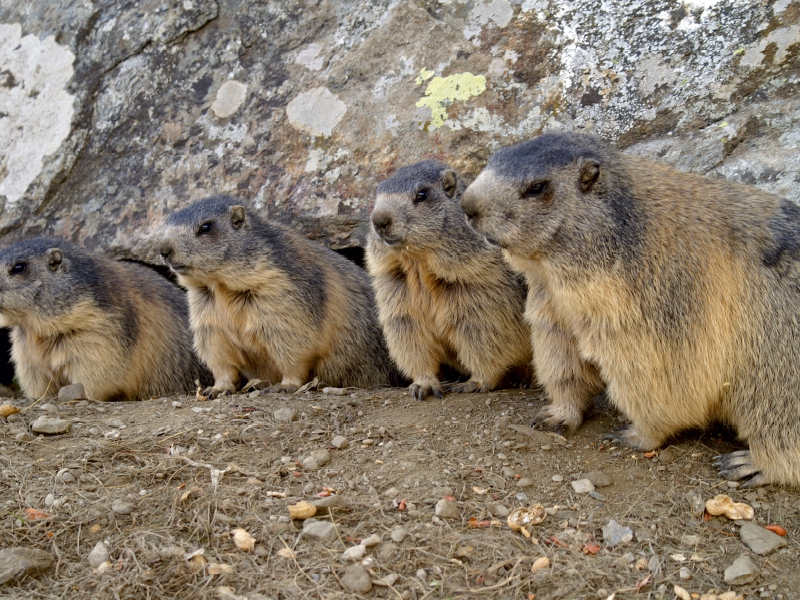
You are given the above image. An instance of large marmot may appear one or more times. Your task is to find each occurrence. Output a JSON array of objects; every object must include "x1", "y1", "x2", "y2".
[
  {"x1": 366, "y1": 160, "x2": 532, "y2": 400},
  {"x1": 0, "y1": 238, "x2": 208, "y2": 401},
  {"x1": 461, "y1": 131, "x2": 800, "y2": 487},
  {"x1": 158, "y1": 195, "x2": 399, "y2": 396}
]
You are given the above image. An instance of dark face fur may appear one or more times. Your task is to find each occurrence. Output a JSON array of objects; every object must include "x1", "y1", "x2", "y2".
[
  {"x1": 461, "y1": 133, "x2": 615, "y2": 261},
  {"x1": 371, "y1": 160, "x2": 465, "y2": 251},
  {"x1": 158, "y1": 196, "x2": 250, "y2": 284},
  {"x1": 0, "y1": 238, "x2": 93, "y2": 327}
]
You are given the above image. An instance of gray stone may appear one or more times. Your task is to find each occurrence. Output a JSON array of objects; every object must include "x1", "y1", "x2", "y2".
[
  {"x1": 390, "y1": 526, "x2": 407, "y2": 543},
  {"x1": 31, "y1": 416, "x2": 71, "y2": 435},
  {"x1": 430, "y1": 486, "x2": 453, "y2": 497},
  {"x1": 87, "y1": 542, "x2": 110, "y2": 568},
  {"x1": 311, "y1": 494, "x2": 350, "y2": 509},
  {"x1": 4, "y1": 0, "x2": 797, "y2": 263},
  {"x1": 486, "y1": 502, "x2": 510, "y2": 518},
  {"x1": 301, "y1": 456, "x2": 319, "y2": 471},
  {"x1": 434, "y1": 499, "x2": 460, "y2": 519},
  {"x1": 724, "y1": 556, "x2": 759, "y2": 585},
  {"x1": 571, "y1": 479, "x2": 595, "y2": 494},
  {"x1": 739, "y1": 522, "x2": 788, "y2": 555},
  {"x1": 582, "y1": 471, "x2": 612, "y2": 487},
  {"x1": 274, "y1": 408, "x2": 297, "y2": 423},
  {"x1": 516, "y1": 478, "x2": 534, "y2": 488},
  {"x1": 331, "y1": 436, "x2": 349, "y2": 449},
  {"x1": 341, "y1": 564, "x2": 372, "y2": 594},
  {"x1": 58, "y1": 383, "x2": 86, "y2": 402},
  {"x1": 602, "y1": 520, "x2": 633, "y2": 546},
  {"x1": 111, "y1": 498, "x2": 134, "y2": 515},
  {"x1": 311, "y1": 449, "x2": 331, "y2": 466},
  {"x1": 301, "y1": 518, "x2": 337, "y2": 542},
  {"x1": 0, "y1": 547, "x2": 53, "y2": 584}
]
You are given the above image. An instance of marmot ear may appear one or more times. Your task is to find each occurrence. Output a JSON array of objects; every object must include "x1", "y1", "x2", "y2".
[
  {"x1": 230, "y1": 205, "x2": 246, "y2": 229},
  {"x1": 46, "y1": 248, "x2": 63, "y2": 272},
  {"x1": 441, "y1": 170, "x2": 458, "y2": 198},
  {"x1": 579, "y1": 158, "x2": 601, "y2": 192}
]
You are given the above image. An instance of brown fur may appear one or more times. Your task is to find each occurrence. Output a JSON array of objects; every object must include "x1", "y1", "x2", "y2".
[
  {"x1": 461, "y1": 132, "x2": 800, "y2": 487},
  {"x1": 0, "y1": 238, "x2": 208, "y2": 401},
  {"x1": 158, "y1": 196, "x2": 398, "y2": 396},
  {"x1": 366, "y1": 160, "x2": 532, "y2": 400}
]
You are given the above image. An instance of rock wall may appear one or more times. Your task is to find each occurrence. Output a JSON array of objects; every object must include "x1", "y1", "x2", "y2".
[{"x1": 0, "y1": 0, "x2": 798, "y2": 259}]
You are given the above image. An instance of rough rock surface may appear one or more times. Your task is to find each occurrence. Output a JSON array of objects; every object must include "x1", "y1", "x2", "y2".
[
  {"x1": 0, "y1": 1, "x2": 798, "y2": 256},
  {"x1": 0, "y1": 547, "x2": 53, "y2": 585}
]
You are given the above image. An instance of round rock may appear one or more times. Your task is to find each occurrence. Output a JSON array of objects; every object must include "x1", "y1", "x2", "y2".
[
  {"x1": 31, "y1": 416, "x2": 71, "y2": 435},
  {"x1": 58, "y1": 383, "x2": 86, "y2": 402},
  {"x1": 331, "y1": 435, "x2": 349, "y2": 449},
  {"x1": 273, "y1": 407, "x2": 297, "y2": 423},
  {"x1": 724, "y1": 555, "x2": 759, "y2": 585},
  {"x1": 341, "y1": 564, "x2": 372, "y2": 594},
  {"x1": 434, "y1": 498, "x2": 460, "y2": 519},
  {"x1": 739, "y1": 522, "x2": 787, "y2": 555},
  {"x1": 111, "y1": 498, "x2": 134, "y2": 515}
]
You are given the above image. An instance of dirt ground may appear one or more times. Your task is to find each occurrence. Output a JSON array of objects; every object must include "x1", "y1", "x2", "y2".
[{"x1": 1, "y1": 385, "x2": 798, "y2": 600}]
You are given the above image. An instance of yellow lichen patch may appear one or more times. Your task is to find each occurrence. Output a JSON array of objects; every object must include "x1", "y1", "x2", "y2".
[
  {"x1": 415, "y1": 71, "x2": 487, "y2": 128},
  {"x1": 415, "y1": 68, "x2": 435, "y2": 85}
]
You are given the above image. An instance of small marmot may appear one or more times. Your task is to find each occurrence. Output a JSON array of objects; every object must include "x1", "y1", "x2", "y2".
[
  {"x1": 461, "y1": 131, "x2": 800, "y2": 487},
  {"x1": 0, "y1": 237, "x2": 209, "y2": 401},
  {"x1": 366, "y1": 160, "x2": 532, "y2": 400},
  {"x1": 158, "y1": 195, "x2": 399, "y2": 396}
]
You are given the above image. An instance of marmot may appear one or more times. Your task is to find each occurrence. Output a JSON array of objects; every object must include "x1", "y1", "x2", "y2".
[
  {"x1": 366, "y1": 160, "x2": 532, "y2": 400},
  {"x1": 157, "y1": 195, "x2": 399, "y2": 396},
  {"x1": 461, "y1": 131, "x2": 800, "y2": 487},
  {"x1": 0, "y1": 238, "x2": 209, "y2": 401}
]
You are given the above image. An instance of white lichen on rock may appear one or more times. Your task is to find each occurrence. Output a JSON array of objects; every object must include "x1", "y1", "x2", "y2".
[
  {"x1": 0, "y1": 23, "x2": 75, "y2": 206},
  {"x1": 211, "y1": 80, "x2": 248, "y2": 118},
  {"x1": 286, "y1": 86, "x2": 347, "y2": 137}
]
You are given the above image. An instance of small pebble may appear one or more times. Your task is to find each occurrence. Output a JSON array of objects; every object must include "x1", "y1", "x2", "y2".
[
  {"x1": 87, "y1": 542, "x2": 110, "y2": 568},
  {"x1": 331, "y1": 435, "x2": 349, "y2": 449},
  {"x1": 434, "y1": 499, "x2": 460, "y2": 519},
  {"x1": 739, "y1": 522, "x2": 787, "y2": 555},
  {"x1": 724, "y1": 556, "x2": 759, "y2": 585},
  {"x1": 486, "y1": 502, "x2": 510, "y2": 518},
  {"x1": 273, "y1": 407, "x2": 297, "y2": 423},
  {"x1": 111, "y1": 498, "x2": 134, "y2": 515},
  {"x1": 361, "y1": 533, "x2": 381, "y2": 547},
  {"x1": 516, "y1": 478, "x2": 534, "y2": 488},
  {"x1": 55, "y1": 469, "x2": 75, "y2": 484},
  {"x1": 301, "y1": 518, "x2": 337, "y2": 542},
  {"x1": 602, "y1": 519, "x2": 633, "y2": 546},
  {"x1": 310, "y1": 449, "x2": 331, "y2": 466},
  {"x1": 657, "y1": 448, "x2": 675, "y2": 463},
  {"x1": 583, "y1": 471, "x2": 612, "y2": 487},
  {"x1": 31, "y1": 416, "x2": 71, "y2": 435},
  {"x1": 39, "y1": 403, "x2": 57, "y2": 413},
  {"x1": 551, "y1": 474, "x2": 564, "y2": 482},
  {"x1": 340, "y1": 545, "x2": 366, "y2": 562},
  {"x1": 383, "y1": 487, "x2": 399, "y2": 498},
  {"x1": 341, "y1": 564, "x2": 372, "y2": 593},
  {"x1": 679, "y1": 566, "x2": 691, "y2": 580},
  {"x1": 302, "y1": 457, "x2": 319, "y2": 471},
  {"x1": 571, "y1": 479, "x2": 595, "y2": 494},
  {"x1": 390, "y1": 526, "x2": 407, "y2": 543},
  {"x1": 172, "y1": 401, "x2": 182, "y2": 408},
  {"x1": 44, "y1": 493, "x2": 55, "y2": 507}
]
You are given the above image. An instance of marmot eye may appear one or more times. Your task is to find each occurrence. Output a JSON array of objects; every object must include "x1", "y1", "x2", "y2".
[
  {"x1": 197, "y1": 222, "x2": 213, "y2": 235},
  {"x1": 10, "y1": 262, "x2": 26, "y2": 275},
  {"x1": 523, "y1": 182, "x2": 547, "y2": 197},
  {"x1": 414, "y1": 189, "x2": 428, "y2": 203}
]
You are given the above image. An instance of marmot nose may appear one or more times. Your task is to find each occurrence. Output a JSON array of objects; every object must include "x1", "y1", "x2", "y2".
[
  {"x1": 371, "y1": 213, "x2": 392, "y2": 234},
  {"x1": 159, "y1": 245, "x2": 173, "y2": 260},
  {"x1": 460, "y1": 192, "x2": 478, "y2": 220}
]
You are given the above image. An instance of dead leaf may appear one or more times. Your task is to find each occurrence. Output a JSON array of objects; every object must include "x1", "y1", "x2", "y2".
[
  {"x1": 582, "y1": 542, "x2": 601, "y2": 555},
  {"x1": 295, "y1": 377, "x2": 319, "y2": 393},
  {"x1": 23, "y1": 508, "x2": 50, "y2": 521},
  {"x1": 232, "y1": 528, "x2": 255, "y2": 552},
  {"x1": 208, "y1": 563, "x2": 235, "y2": 576},
  {"x1": 634, "y1": 574, "x2": 651, "y2": 590},
  {"x1": 277, "y1": 548, "x2": 296, "y2": 559}
]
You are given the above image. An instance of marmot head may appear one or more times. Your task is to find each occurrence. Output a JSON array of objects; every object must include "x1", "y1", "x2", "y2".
[
  {"x1": 461, "y1": 132, "x2": 628, "y2": 260},
  {"x1": 371, "y1": 160, "x2": 468, "y2": 252},
  {"x1": 0, "y1": 238, "x2": 103, "y2": 328},
  {"x1": 158, "y1": 195, "x2": 256, "y2": 286}
]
